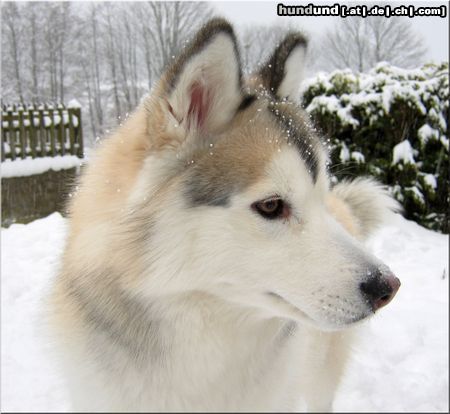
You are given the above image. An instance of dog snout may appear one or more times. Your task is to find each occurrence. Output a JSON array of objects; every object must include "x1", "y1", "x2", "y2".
[{"x1": 360, "y1": 268, "x2": 400, "y2": 312}]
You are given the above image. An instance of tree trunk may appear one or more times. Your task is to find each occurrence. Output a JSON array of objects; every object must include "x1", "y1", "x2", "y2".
[
  {"x1": 6, "y1": 13, "x2": 24, "y2": 102},
  {"x1": 30, "y1": 7, "x2": 39, "y2": 101},
  {"x1": 106, "y1": 8, "x2": 122, "y2": 120},
  {"x1": 91, "y1": 5, "x2": 103, "y2": 129}
]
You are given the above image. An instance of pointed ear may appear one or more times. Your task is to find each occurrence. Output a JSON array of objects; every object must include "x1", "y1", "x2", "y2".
[
  {"x1": 258, "y1": 33, "x2": 308, "y2": 100},
  {"x1": 159, "y1": 19, "x2": 243, "y2": 141}
]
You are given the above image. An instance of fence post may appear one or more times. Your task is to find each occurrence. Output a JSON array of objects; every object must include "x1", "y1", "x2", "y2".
[
  {"x1": 28, "y1": 106, "x2": 37, "y2": 158},
  {"x1": 48, "y1": 104, "x2": 56, "y2": 157},
  {"x1": 18, "y1": 107, "x2": 27, "y2": 159},
  {"x1": 7, "y1": 108, "x2": 16, "y2": 160},
  {"x1": 73, "y1": 107, "x2": 83, "y2": 158},
  {"x1": 68, "y1": 108, "x2": 75, "y2": 155},
  {"x1": 1, "y1": 102, "x2": 83, "y2": 161},
  {"x1": 57, "y1": 105, "x2": 65, "y2": 156},
  {"x1": 1, "y1": 112, "x2": 5, "y2": 162},
  {"x1": 38, "y1": 106, "x2": 47, "y2": 157}
]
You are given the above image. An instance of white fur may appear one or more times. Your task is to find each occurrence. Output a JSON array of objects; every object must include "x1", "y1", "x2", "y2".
[
  {"x1": 59, "y1": 147, "x2": 394, "y2": 412},
  {"x1": 278, "y1": 45, "x2": 307, "y2": 100},
  {"x1": 51, "y1": 24, "x2": 400, "y2": 413},
  {"x1": 166, "y1": 33, "x2": 242, "y2": 155},
  {"x1": 134, "y1": 149, "x2": 387, "y2": 329}
]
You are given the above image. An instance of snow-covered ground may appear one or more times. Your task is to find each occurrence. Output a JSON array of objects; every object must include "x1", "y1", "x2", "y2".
[{"x1": 1, "y1": 212, "x2": 448, "y2": 412}]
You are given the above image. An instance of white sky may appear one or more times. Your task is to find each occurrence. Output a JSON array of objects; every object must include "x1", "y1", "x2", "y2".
[
  {"x1": 212, "y1": 0, "x2": 449, "y2": 63},
  {"x1": 19, "y1": 0, "x2": 449, "y2": 64}
]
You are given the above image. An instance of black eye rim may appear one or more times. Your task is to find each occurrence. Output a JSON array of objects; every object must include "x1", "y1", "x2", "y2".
[{"x1": 251, "y1": 197, "x2": 289, "y2": 220}]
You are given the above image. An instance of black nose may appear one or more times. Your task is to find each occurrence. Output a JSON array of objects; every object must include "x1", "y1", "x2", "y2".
[{"x1": 360, "y1": 268, "x2": 401, "y2": 311}]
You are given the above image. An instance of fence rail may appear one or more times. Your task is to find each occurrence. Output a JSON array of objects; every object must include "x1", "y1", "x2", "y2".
[{"x1": 1, "y1": 102, "x2": 83, "y2": 161}]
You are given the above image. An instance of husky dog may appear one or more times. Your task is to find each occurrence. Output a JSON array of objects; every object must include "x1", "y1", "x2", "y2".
[{"x1": 49, "y1": 19, "x2": 401, "y2": 412}]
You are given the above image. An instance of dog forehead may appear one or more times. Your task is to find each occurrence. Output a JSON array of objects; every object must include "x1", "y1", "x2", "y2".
[
  {"x1": 183, "y1": 100, "x2": 323, "y2": 207},
  {"x1": 267, "y1": 102, "x2": 320, "y2": 183}
]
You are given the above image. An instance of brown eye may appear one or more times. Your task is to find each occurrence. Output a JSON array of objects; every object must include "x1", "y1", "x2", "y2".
[{"x1": 252, "y1": 198, "x2": 289, "y2": 220}]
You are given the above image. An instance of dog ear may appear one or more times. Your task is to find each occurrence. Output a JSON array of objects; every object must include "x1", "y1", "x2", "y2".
[
  {"x1": 158, "y1": 19, "x2": 243, "y2": 144},
  {"x1": 258, "y1": 33, "x2": 307, "y2": 101}
]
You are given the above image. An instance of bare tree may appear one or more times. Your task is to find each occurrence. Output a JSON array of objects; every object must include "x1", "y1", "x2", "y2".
[
  {"x1": 319, "y1": 15, "x2": 426, "y2": 72},
  {"x1": 139, "y1": 1, "x2": 214, "y2": 78},
  {"x1": 75, "y1": 4, "x2": 102, "y2": 140},
  {"x1": 367, "y1": 16, "x2": 426, "y2": 68},
  {"x1": 238, "y1": 24, "x2": 320, "y2": 78},
  {"x1": 90, "y1": 4, "x2": 104, "y2": 132},
  {"x1": 97, "y1": 1, "x2": 213, "y2": 122},
  {"x1": 2, "y1": 2, "x2": 24, "y2": 102},
  {"x1": 1, "y1": 1, "x2": 213, "y2": 144},
  {"x1": 103, "y1": 4, "x2": 122, "y2": 120},
  {"x1": 42, "y1": 4, "x2": 58, "y2": 101},
  {"x1": 57, "y1": 3, "x2": 70, "y2": 102},
  {"x1": 40, "y1": 3, "x2": 76, "y2": 102},
  {"x1": 115, "y1": 5, "x2": 140, "y2": 112},
  {"x1": 239, "y1": 25, "x2": 291, "y2": 73},
  {"x1": 26, "y1": 3, "x2": 41, "y2": 102}
]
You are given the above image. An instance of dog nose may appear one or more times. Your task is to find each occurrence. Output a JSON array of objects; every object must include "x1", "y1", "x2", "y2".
[{"x1": 360, "y1": 269, "x2": 401, "y2": 311}]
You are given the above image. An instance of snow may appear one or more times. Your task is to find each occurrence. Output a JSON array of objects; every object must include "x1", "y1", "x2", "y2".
[
  {"x1": 424, "y1": 174, "x2": 438, "y2": 190},
  {"x1": 1, "y1": 214, "x2": 70, "y2": 412},
  {"x1": 350, "y1": 151, "x2": 365, "y2": 163},
  {"x1": 418, "y1": 124, "x2": 440, "y2": 145},
  {"x1": 1, "y1": 213, "x2": 448, "y2": 412},
  {"x1": 339, "y1": 143, "x2": 350, "y2": 162},
  {"x1": 335, "y1": 214, "x2": 449, "y2": 412},
  {"x1": 392, "y1": 140, "x2": 415, "y2": 165},
  {"x1": 67, "y1": 99, "x2": 81, "y2": 109},
  {"x1": 303, "y1": 62, "x2": 448, "y2": 141},
  {"x1": 1, "y1": 155, "x2": 83, "y2": 178},
  {"x1": 306, "y1": 95, "x2": 359, "y2": 128},
  {"x1": 300, "y1": 72, "x2": 334, "y2": 95},
  {"x1": 63, "y1": 113, "x2": 69, "y2": 125},
  {"x1": 43, "y1": 116, "x2": 52, "y2": 127},
  {"x1": 406, "y1": 186, "x2": 426, "y2": 206}
]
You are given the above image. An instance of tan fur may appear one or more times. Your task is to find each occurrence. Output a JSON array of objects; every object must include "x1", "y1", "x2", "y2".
[
  {"x1": 50, "y1": 107, "x2": 153, "y2": 310},
  {"x1": 326, "y1": 194, "x2": 363, "y2": 240},
  {"x1": 187, "y1": 101, "x2": 283, "y2": 185},
  {"x1": 52, "y1": 91, "x2": 279, "y2": 314},
  {"x1": 49, "y1": 95, "x2": 361, "y2": 411}
]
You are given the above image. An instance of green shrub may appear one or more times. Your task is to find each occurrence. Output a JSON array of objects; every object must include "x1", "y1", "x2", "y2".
[{"x1": 302, "y1": 62, "x2": 449, "y2": 233}]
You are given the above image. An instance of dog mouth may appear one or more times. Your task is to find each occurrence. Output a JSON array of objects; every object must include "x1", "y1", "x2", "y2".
[
  {"x1": 266, "y1": 291, "x2": 312, "y2": 322},
  {"x1": 266, "y1": 291, "x2": 370, "y2": 328}
]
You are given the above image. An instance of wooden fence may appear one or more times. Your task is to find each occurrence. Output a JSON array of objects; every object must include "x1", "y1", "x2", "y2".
[{"x1": 1, "y1": 102, "x2": 83, "y2": 161}]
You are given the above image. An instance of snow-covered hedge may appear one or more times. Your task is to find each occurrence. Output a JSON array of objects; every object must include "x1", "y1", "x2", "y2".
[{"x1": 302, "y1": 62, "x2": 449, "y2": 233}]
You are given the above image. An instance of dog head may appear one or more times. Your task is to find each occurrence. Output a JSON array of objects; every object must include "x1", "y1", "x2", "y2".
[{"x1": 128, "y1": 19, "x2": 400, "y2": 331}]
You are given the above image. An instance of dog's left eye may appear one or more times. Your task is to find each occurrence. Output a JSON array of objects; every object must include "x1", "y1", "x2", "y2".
[{"x1": 251, "y1": 197, "x2": 289, "y2": 220}]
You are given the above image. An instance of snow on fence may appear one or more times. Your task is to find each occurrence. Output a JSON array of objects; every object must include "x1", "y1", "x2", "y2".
[
  {"x1": 1, "y1": 101, "x2": 84, "y2": 227},
  {"x1": 1, "y1": 102, "x2": 83, "y2": 161}
]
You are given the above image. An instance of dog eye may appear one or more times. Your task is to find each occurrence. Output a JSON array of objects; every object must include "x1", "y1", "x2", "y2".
[{"x1": 251, "y1": 198, "x2": 289, "y2": 220}]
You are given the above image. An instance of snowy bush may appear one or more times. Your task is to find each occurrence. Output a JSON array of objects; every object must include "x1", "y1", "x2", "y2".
[{"x1": 302, "y1": 62, "x2": 449, "y2": 233}]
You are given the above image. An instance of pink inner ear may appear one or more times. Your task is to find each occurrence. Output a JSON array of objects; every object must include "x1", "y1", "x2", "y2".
[{"x1": 187, "y1": 82, "x2": 211, "y2": 130}]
